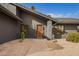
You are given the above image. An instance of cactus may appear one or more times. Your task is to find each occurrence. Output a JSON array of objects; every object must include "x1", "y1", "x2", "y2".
[{"x1": 19, "y1": 32, "x2": 25, "y2": 42}]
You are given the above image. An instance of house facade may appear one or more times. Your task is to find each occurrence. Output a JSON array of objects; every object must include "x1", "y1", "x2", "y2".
[
  {"x1": 0, "y1": 3, "x2": 56, "y2": 43},
  {"x1": 11, "y1": 3, "x2": 56, "y2": 39},
  {"x1": 0, "y1": 3, "x2": 79, "y2": 43}
]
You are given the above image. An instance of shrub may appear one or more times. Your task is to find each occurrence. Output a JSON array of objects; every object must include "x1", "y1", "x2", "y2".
[{"x1": 66, "y1": 32, "x2": 79, "y2": 43}]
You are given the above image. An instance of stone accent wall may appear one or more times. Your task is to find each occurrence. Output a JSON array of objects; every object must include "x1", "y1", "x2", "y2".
[{"x1": 46, "y1": 20, "x2": 53, "y2": 39}]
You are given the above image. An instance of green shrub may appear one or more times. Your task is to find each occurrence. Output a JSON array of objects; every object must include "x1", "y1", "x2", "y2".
[
  {"x1": 66, "y1": 32, "x2": 79, "y2": 43},
  {"x1": 19, "y1": 32, "x2": 26, "y2": 42}
]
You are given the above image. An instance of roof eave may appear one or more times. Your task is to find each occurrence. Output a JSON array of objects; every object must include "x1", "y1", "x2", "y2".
[
  {"x1": 10, "y1": 3, "x2": 56, "y2": 23},
  {"x1": 0, "y1": 4, "x2": 23, "y2": 23}
]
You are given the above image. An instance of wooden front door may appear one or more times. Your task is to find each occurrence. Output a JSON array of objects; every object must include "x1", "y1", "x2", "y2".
[{"x1": 36, "y1": 25, "x2": 44, "y2": 38}]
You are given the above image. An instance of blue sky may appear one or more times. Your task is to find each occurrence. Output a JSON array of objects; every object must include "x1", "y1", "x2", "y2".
[{"x1": 20, "y1": 3, "x2": 79, "y2": 19}]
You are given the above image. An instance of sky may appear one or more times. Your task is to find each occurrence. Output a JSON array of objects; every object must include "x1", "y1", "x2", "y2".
[{"x1": 20, "y1": 3, "x2": 79, "y2": 19}]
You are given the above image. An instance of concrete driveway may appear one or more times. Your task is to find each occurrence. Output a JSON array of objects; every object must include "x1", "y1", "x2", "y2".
[
  {"x1": 0, "y1": 39, "x2": 79, "y2": 56},
  {"x1": 29, "y1": 39, "x2": 79, "y2": 56}
]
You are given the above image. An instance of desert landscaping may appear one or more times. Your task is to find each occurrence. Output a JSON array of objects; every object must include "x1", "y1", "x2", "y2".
[{"x1": 0, "y1": 39, "x2": 79, "y2": 56}]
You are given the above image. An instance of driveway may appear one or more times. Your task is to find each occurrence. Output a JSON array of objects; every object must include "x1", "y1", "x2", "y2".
[
  {"x1": 0, "y1": 39, "x2": 79, "y2": 56},
  {"x1": 29, "y1": 39, "x2": 79, "y2": 56}
]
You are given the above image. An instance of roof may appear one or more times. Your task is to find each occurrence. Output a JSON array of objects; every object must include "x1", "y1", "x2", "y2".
[
  {"x1": 0, "y1": 4, "x2": 22, "y2": 23},
  {"x1": 2, "y1": 3, "x2": 79, "y2": 25},
  {"x1": 10, "y1": 3, "x2": 56, "y2": 23},
  {"x1": 55, "y1": 18, "x2": 79, "y2": 24}
]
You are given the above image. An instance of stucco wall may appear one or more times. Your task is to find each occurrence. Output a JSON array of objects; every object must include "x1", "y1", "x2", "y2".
[
  {"x1": 21, "y1": 11, "x2": 47, "y2": 38},
  {"x1": 0, "y1": 12, "x2": 20, "y2": 43},
  {"x1": 0, "y1": 3, "x2": 16, "y2": 15}
]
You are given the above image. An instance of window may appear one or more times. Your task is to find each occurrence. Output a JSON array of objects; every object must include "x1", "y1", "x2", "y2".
[
  {"x1": 20, "y1": 24, "x2": 28, "y2": 33},
  {"x1": 64, "y1": 25, "x2": 77, "y2": 30}
]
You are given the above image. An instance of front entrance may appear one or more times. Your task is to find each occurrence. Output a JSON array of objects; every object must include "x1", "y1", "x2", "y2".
[{"x1": 36, "y1": 25, "x2": 44, "y2": 38}]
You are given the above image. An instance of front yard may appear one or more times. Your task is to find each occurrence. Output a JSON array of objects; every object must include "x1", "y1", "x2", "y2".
[{"x1": 0, "y1": 39, "x2": 79, "y2": 56}]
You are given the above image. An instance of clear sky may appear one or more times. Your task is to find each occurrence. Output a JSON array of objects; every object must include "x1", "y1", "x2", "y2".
[{"x1": 20, "y1": 3, "x2": 79, "y2": 19}]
